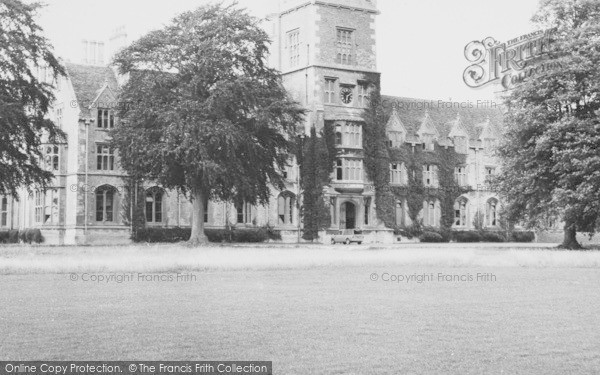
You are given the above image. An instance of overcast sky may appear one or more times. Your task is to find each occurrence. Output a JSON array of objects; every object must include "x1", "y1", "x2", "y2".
[{"x1": 36, "y1": 0, "x2": 541, "y2": 101}]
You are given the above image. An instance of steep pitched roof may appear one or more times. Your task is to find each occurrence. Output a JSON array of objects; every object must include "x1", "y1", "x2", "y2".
[
  {"x1": 65, "y1": 63, "x2": 119, "y2": 117},
  {"x1": 381, "y1": 95, "x2": 504, "y2": 147}
]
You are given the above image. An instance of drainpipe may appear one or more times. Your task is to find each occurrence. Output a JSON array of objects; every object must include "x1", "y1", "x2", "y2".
[{"x1": 84, "y1": 118, "x2": 90, "y2": 238}]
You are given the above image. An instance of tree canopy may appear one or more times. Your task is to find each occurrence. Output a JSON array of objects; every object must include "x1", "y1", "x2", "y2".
[
  {"x1": 111, "y1": 4, "x2": 304, "y2": 244},
  {"x1": 0, "y1": 0, "x2": 64, "y2": 197},
  {"x1": 497, "y1": 0, "x2": 600, "y2": 249}
]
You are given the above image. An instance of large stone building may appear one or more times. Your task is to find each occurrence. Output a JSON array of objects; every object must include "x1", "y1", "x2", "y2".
[{"x1": 1, "y1": 0, "x2": 503, "y2": 244}]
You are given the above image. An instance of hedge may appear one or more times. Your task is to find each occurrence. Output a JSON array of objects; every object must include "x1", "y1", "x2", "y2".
[
  {"x1": 419, "y1": 231, "x2": 445, "y2": 243},
  {"x1": 449, "y1": 230, "x2": 534, "y2": 243},
  {"x1": 0, "y1": 230, "x2": 20, "y2": 244},
  {"x1": 18, "y1": 229, "x2": 44, "y2": 244},
  {"x1": 453, "y1": 231, "x2": 483, "y2": 243},
  {"x1": 510, "y1": 231, "x2": 536, "y2": 243},
  {"x1": 133, "y1": 227, "x2": 282, "y2": 244}
]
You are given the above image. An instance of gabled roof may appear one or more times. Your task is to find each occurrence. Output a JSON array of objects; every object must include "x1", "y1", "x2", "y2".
[
  {"x1": 381, "y1": 95, "x2": 504, "y2": 147},
  {"x1": 385, "y1": 106, "x2": 407, "y2": 134},
  {"x1": 65, "y1": 63, "x2": 119, "y2": 117},
  {"x1": 447, "y1": 113, "x2": 469, "y2": 138},
  {"x1": 416, "y1": 111, "x2": 439, "y2": 137}
]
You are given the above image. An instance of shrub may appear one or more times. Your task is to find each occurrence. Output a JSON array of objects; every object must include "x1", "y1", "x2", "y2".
[
  {"x1": 510, "y1": 231, "x2": 535, "y2": 243},
  {"x1": 8, "y1": 230, "x2": 19, "y2": 243},
  {"x1": 17, "y1": 228, "x2": 44, "y2": 244},
  {"x1": 0, "y1": 231, "x2": 9, "y2": 243},
  {"x1": 419, "y1": 231, "x2": 445, "y2": 243},
  {"x1": 133, "y1": 227, "x2": 275, "y2": 243},
  {"x1": 453, "y1": 231, "x2": 482, "y2": 243},
  {"x1": 480, "y1": 231, "x2": 506, "y2": 243}
]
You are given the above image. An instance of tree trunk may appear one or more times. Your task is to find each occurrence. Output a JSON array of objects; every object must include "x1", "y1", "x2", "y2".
[
  {"x1": 188, "y1": 186, "x2": 208, "y2": 246},
  {"x1": 559, "y1": 222, "x2": 582, "y2": 250}
]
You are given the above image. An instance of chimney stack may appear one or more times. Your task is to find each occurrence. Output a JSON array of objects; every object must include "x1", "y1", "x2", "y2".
[
  {"x1": 109, "y1": 26, "x2": 128, "y2": 61},
  {"x1": 81, "y1": 40, "x2": 105, "y2": 66}
]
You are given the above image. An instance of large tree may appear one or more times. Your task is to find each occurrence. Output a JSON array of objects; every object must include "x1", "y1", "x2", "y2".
[
  {"x1": 112, "y1": 4, "x2": 304, "y2": 245},
  {"x1": 0, "y1": 0, "x2": 64, "y2": 197},
  {"x1": 497, "y1": 0, "x2": 600, "y2": 249}
]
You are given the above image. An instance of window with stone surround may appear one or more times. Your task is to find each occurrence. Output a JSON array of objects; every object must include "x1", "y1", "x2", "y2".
[
  {"x1": 335, "y1": 122, "x2": 362, "y2": 148},
  {"x1": 390, "y1": 163, "x2": 407, "y2": 185},
  {"x1": 278, "y1": 192, "x2": 296, "y2": 225},
  {"x1": 236, "y1": 201, "x2": 253, "y2": 225},
  {"x1": 336, "y1": 28, "x2": 354, "y2": 65},
  {"x1": 423, "y1": 165, "x2": 439, "y2": 187},
  {"x1": 97, "y1": 108, "x2": 115, "y2": 129},
  {"x1": 454, "y1": 166, "x2": 468, "y2": 186},
  {"x1": 1, "y1": 197, "x2": 7, "y2": 227},
  {"x1": 96, "y1": 185, "x2": 116, "y2": 222},
  {"x1": 287, "y1": 29, "x2": 300, "y2": 67},
  {"x1": 454, "y1": 197, "x2": 468, "y2": 227},
  {"x1": 145, "y1": 187, "x2": 164, "y2": 223},
  {"x1": 336, "y1": 158, "x2": 363, "y2": 181},
  {"x1": 324, "y1": 78, "x2": 336, "y2": 104},
  {"x1": 44, "y1": 145, "x2": 60, "y2": 172},
  {"x1": 97, "y1": 144, "x2": 115, "y2": 171},
  {"x1": 357, "y1": 83, "x2": 369, "y2": 107}
]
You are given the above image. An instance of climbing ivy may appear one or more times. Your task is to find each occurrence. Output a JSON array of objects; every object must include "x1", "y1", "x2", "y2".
[
  {"x1": 363, "y1": 85, "x2": 470, "y2": 233},
  {"x1": 297, "y1": 127, "x2": 336, "y2": 241}
]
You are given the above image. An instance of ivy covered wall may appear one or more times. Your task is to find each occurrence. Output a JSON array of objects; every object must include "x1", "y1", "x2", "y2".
[{"x1": 362, "y1": 80, "x2": 471, "y2": 233}]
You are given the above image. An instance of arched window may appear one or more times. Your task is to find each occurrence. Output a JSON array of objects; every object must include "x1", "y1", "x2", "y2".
[
  {"x1": 145, "y1": 187, "x2": 164, "y2": 223},
  {"x1": 278, "y1": 192, "x2": 296, "y2": 225},
  {"x1": 1, "y1": 197, "x2": 7, "y2": 227},
  {"x1": 96, "y1": 185, "x2": 116, "y2": 222},
  {"x1": 487, "y1": 198, "x2": 498, "y2": 227},
  {"x1": 454, "y1": 198, "x2": 468, "y2": 227}
]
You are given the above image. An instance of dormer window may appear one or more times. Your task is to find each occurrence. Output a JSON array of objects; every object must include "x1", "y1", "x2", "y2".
[
  {"x1": 387, "y1": 131, "x2": 404, "y2": 148},
  {"x1": 484, "y1": 138, "x2": 497, "y2": 155},
  {"x1": 454, "y1": 136, "x2": 468, "y2": 154},
  {"x1": 421, "y1": 134, "x2": 435, "y2": 151}
]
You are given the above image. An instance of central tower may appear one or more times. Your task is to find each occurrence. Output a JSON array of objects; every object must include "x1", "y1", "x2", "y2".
[{"x1": 265, "y1": 0, "x2": 382, "y2": 232}]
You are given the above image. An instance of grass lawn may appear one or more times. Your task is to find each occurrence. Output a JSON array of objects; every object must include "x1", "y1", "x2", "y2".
[{"x1": 1, "y1": 244, "x2": 599, "y2": 374}]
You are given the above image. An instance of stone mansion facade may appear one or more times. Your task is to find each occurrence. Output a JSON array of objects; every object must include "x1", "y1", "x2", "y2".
[{"x1": 0, "y1": 0, "x2": 504, "y2": 244}]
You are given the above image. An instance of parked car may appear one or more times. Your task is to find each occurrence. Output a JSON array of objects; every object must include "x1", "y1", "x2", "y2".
[{"x1": 331, "y1": 229, "x2": 364, "y2": 245}]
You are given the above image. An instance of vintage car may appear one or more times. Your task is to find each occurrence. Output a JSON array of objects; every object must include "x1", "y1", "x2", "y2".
[{"x1": 331, "y1": 229, "x2": 364, "y2": 245}]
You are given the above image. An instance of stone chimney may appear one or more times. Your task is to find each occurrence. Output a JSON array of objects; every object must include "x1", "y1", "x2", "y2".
[
  {"x1": 109, "y1": 26, "x2": 128, "y2": 62},
  {"x1": 81, "y1": 40, "x2": 105, "y2": 65}
]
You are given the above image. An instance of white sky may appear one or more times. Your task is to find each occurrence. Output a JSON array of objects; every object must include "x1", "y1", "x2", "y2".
[{"x1": 36, "y1": 0, "x2": 541, "y2": 101}]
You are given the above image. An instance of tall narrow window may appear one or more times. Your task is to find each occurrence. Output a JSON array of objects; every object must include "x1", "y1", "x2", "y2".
[
  {"x1": 44, "y1": 189, "x2": 59, "y2": 224},
  {"x1": 336, "y1": 28, "x2": 354, "y2": 65},
  {"x1": 422, "y1": 134, "x2": 435, "y2": 151},
  {"x1": 454, "y1": 198, "x2": 468, "y2": 227},
  {"x1": 34, "y1": 190, "x2": 43, "y2": 224},
  {"x1": 485, "y1": 167, "x2": 496, "y2": 183},
  {"x1": 324, "y1": 78, "x2": 336, "y2": 104},
  {"x1": 96, "y1": 186, "x2": 115, "y2": 222},
  {"x1": 423, "y1": 165, "x2": 438, "y2": 187},
  {"x1": 390, "y1": 163, "x2": 407, "y2": 185},
  {"x1": 44, "y1": 145, "x2": 60, "y2": 171},
  {"x1": 97, "y1": 145, "x2": 115, "y2": 171},
  {"x1": 56, "y1": 107, "x2": 63, "y2": 128},
  {"x1": 287, "y1": 29, "x2": 300, "y2": 67},
  {"x1": 357, "y1": 83, "x2": 369, "y2": 107},
  {"x1": 364, "y1": 198, "x2": 370, "y2": 226},
  {"x1": 236, "y1": 201, "x2": 253, "y2": 224},
  {"x1": 395, "y1": 200, "x2": 405, "y2": 227},
  {"x1": 204, "y1": 196, "x2": 209, "y2": 224},
  {"x1": 336, "y1": 159, "x2": 343, "y2": 180},
  {"x1": 278, "y1": 192, "x2": 296, "y2": 225},
  {"x1": 97, "y1": 109, "x2": 115, "y2": 129},
  {"x1": 423, "y1": 200, "x2": 438, "y2": 227},
  {"x1": 487, "y1": 198, "x2": 498, "y2": 227},
  {"x1": 145, "y1": 188, "x2": 164, "y2": 223},
  {"x1": 1, "y1": 197, "x2": 7, "y2": 227},
  {"x1": 454, "y1": 166, "x2": 467, "y2": 186}
]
